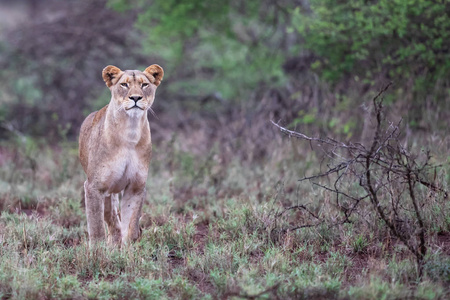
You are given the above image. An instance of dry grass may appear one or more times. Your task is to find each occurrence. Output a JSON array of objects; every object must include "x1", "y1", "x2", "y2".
[{"x1": 0, "y1": 127, "x2": 449, "y2": 299}]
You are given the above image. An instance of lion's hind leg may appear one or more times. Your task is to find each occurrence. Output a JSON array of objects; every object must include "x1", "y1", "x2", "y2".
[{"x1": 104, "y1": 193, "x2": 122, "y2": 246}]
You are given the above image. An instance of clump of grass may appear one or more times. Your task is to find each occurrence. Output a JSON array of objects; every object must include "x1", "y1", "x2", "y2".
[
  {"x1": 424, "y1": 254, "x2": 450, "y2": 283},
  {"x1": 351, "y1": 234, "x2": 370, "y2": 254}
]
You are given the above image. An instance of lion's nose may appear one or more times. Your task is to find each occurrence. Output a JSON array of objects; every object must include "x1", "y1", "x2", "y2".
[{"x1": 129, "y1": 95, "x2": 143, "y2": 103}]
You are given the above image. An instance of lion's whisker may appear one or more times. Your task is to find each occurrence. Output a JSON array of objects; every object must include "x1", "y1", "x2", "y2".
[{"x1": 148, "y1": 107, "x2": 159, "y2": 120}]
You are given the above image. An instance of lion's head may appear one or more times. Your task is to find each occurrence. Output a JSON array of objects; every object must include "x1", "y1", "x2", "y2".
[{"x1": 102, "y1": 65, "x2": 164, "y2": 116}]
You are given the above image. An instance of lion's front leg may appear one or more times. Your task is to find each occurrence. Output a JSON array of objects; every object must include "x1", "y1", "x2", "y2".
[
  {"x1": 104, "y1": 193, "x2": 122, "y2": 246},
  {"x1": 84, "y1": 180, "x2": 106, "y2": 243},
  {"x1": 120, "y1": 186, "x2": 145, "y2": 244}
]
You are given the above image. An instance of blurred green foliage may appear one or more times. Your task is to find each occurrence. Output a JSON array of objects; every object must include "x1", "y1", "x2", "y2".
[
  {"x1": 292, "y1": 0, "x2": 450, "y2": 87},
  {"x1": 109, "y1": 0, "x2": 290, "y2": 100},
  {"x1": 0, "y1": 0, "x2": 449, "y2": 139},
  {"x1": 107, "y1": 0, "x2": 449, "y2": 135},
  {"x1": 110, "y1": 0, "x2": 450, "y2": 99}
]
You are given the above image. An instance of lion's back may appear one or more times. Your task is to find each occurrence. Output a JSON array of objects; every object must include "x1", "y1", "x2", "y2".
[{"x1": 79, "y1": 105, "x2": 108, "y2": 172}]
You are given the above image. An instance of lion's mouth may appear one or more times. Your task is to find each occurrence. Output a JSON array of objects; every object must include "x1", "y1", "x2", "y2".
[{"x1": 126, "y1": 105, "x2": 144, "y2": 111}]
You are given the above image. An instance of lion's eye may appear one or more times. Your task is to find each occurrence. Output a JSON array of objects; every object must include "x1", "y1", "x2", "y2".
[
  {"x1": 142, "y1": 83, "x2": 149, "y2": 88},
  {"x1": 120, "y1": 83, "x2": 128, "y2": 88}
]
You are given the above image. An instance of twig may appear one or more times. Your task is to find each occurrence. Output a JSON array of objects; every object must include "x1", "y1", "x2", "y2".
[
  {"x1": 276, "y1": 204, "x2": 320, "y2": 219},
  {"x1": 271, "y1": 121, "x2": 336, "y2": 147},
  {"x1": 286, "y1": 223, "x2": 323, "y2": 232}
]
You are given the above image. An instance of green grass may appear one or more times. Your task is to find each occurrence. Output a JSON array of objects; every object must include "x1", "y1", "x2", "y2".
[{"x1": 0, "y1": 136, "x2": 449, "y2": 299}]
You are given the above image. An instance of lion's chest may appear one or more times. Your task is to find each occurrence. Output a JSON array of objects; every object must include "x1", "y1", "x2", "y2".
[{"x1": 103, "y1": 148, "x2": 148, "y2": 194}]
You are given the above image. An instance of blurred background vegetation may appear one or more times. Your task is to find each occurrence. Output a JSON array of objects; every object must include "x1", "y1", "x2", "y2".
[
  {"x1": 0, "y1": 0, "x2": 448, "y2": 144},
  {"x1": 0, "y1": 1, "x2": 449, "y2": 297}
]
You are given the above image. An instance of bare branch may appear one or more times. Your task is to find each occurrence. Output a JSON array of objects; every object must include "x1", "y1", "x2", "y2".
[{"x1": 276, "y1": 204, "x2": 320, "y2": 219}]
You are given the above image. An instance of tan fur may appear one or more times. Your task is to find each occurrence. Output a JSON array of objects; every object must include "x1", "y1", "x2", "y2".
[{"x1": 79, "y1": 64, "x2": 163, "y2": 245}]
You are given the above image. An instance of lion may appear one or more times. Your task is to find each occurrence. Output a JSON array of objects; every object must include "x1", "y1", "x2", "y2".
[{"x1": 79, "y1": 64, "x2": 163, "y2": 245}]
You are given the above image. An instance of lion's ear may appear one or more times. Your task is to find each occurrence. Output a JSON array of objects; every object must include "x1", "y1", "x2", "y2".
[
  {"x1": 102, "y1": 65, "x2": 123, "y2": 88},
  {"x1": 144, "y1": 64, "x2": 164, "y2": 87}
]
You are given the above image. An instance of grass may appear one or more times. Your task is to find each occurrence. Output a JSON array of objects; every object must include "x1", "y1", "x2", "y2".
[{"x1": 0, "y1": 133, "x2": 449, "y2": 299}]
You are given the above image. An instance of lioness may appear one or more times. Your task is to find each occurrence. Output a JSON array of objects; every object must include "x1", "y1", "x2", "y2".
[{"x1": 79, "y1": 64, "x2": 163, "y2": 245}]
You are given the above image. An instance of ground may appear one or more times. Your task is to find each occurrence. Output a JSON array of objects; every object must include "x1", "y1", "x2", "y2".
[{"x1": 0, "y1": 134, "x2": 448, "y2": 299}]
